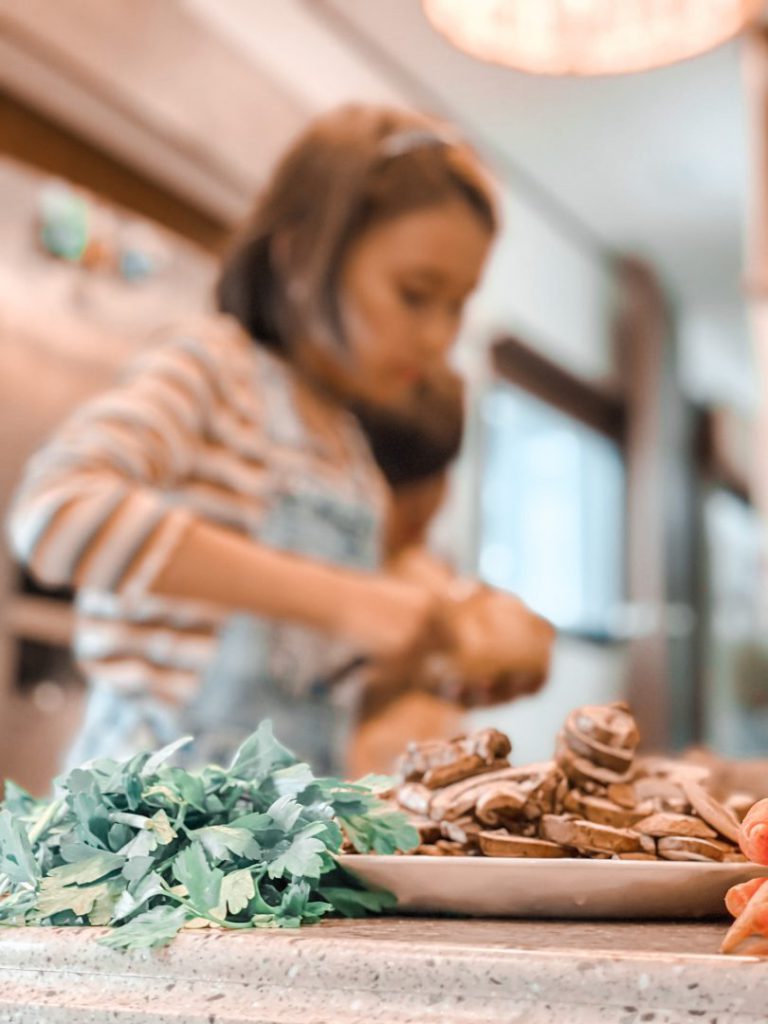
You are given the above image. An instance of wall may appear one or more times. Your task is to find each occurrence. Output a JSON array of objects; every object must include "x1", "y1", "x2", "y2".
[{"x1": 679, "y1": 302, "x2": 758, "y2": 413}]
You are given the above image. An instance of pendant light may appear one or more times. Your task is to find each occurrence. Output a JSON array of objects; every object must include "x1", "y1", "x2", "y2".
[{"x1": 423, "y1": 0, "x2": 765, "y2": 76}]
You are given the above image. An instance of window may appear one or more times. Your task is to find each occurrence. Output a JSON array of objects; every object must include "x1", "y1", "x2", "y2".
[{"x1": 478, "y1": 381, "x2": 625, "y2": 638}]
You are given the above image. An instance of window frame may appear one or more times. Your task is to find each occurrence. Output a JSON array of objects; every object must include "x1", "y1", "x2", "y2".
[
  {"x1": 480, "y1": 336, "x2": 629, "y2": 644},
  {"x1": 491, "y1": 337, "x2": 626, "y2": 446}
]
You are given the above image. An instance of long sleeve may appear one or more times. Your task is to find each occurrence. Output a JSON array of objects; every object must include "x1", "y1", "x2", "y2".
[{"x1": 6, "y1": 333, "x2": 218, "y2": 597}]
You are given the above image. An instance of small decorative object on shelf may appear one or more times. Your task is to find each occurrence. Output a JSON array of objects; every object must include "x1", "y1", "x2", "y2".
[
  {"x1": 37, "y1": 181, "x2": 167, "y2": 283},
  {"x1": 117, "y1": 222, "x2": 168, "y2": 283},
  {"x1": 38, "y1": 183, "x2": 90, "y2": 263}
]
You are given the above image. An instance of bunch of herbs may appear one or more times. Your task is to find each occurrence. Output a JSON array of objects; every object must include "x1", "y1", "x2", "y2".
[{"x1": 0, "y1": 722, "x2": 417, "y2": 951}]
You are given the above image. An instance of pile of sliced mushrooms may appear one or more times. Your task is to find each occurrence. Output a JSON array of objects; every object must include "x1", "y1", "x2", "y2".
[{"x1": 390, "y1": 703, "x2": 749, "y2": 862}]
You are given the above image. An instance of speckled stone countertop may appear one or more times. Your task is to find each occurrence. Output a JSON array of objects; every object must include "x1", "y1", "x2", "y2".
[{"x1": 0, "y1": 918, "x2": 764, "y2": 1023}]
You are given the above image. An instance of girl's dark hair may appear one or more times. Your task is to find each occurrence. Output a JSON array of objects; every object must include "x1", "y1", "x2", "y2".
[
  {"x1": 353, "y1": 368, "x2": 465, "y2": 487},
  {"x1": 216, "y1": 104, "x2": 496, "y2": 356}
]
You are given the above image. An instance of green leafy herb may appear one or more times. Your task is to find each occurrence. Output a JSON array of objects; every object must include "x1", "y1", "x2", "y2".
[
  {"x1": 0, "y1": 721, "x2": 417, "y2": 950},
  {"x1": 100, "y1": 905, "x2": 189, "y2": 951}
]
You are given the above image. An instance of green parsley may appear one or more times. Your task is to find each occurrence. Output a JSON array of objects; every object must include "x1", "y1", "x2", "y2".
[{"x1": 0, "y1": 722, "x2": 417, "y2": 951}]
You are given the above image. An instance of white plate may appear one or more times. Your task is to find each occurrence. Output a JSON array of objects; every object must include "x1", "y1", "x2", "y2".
[{"x1": 342, "y1": 855, "x2": 768, "y2": 918}]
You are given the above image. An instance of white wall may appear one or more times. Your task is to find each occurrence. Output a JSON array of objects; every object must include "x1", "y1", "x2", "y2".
[
  {"x1": 467, "y1": 188, "x2": 617, "y2": 381},
  {"x1": 678, "y1": 302, "x2": 758, "y2": 413}
]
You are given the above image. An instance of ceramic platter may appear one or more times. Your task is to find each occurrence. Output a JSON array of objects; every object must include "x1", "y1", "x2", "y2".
[{"x1": 342, "y1": 855, "x2": 768, "y2": 918}]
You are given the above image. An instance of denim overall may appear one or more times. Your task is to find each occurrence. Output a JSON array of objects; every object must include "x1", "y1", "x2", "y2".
[{"x1": 68, "y1": 348, "x2": 384, "y2": 777}]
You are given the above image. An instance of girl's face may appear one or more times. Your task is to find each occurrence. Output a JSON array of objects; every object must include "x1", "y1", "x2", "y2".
[{"x1": 334, "y1": 199, "x2": 492, "y2": 408}]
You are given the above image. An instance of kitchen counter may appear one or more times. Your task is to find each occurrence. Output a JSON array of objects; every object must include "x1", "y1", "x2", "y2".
[{"x1": 0, "y1": 917, "x2": 764, "y2": 1023}]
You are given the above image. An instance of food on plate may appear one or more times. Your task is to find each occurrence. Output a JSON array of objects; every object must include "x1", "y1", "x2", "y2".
[
  {"x1": 632, "y1": 812, "x2": 717, "y2": 841},
  {"x1": 562, "y1": 790, "x2": 649, "y2": 829},
  {"x1": 656, "y1": 836, "x2": 734, "y2": 862},
  {"x1": 398, "y1": 728, "x2": 512, "y2": 789},
  {"x1": 568, "y1": 703, "x2": 639, "y2": 751},
  {"x1": 474, "y1": 782, "x2": 529, "y2": 825},
  {"x1": 386, "y1": 702, "x2": 747, "y2": 864},
  {"x1": 396, "y1": 782, "x2": 433, "y2": 817},
  {"x1": 478, "y1": 832, "x2": 567, "y2": 859},
  {"x1": 441, "y1": 815, "x2": 482, "y2": 847},
  {"x1": 427, "y1": 766, "x2": 534, "y2": 822},
  {"x1": 631, "y1": 776, "x2": 690, "y2": 813},
  {"x1": 682, "y1": 780, "x2": 741, "y2": 845},
  {"x1": 539, "y1": 814, "x2": 643, "y2": 856},
  {"x1": 562, "y1": 705, "x2": 638, "y2": 773}
]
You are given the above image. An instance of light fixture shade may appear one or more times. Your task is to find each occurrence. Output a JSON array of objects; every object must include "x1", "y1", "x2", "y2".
[{"x1": 423, "y1": 0, "x2": 765, "y2": 76}]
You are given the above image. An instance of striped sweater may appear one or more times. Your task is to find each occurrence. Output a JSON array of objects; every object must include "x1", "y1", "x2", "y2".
[{"x1": 7, "y1": 315, "x2": 386, "y2": 705}]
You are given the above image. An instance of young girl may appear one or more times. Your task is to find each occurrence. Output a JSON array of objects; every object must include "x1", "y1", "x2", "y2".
[{"x1": 8, "y1": 104, "x2": 549, "y2": 774}]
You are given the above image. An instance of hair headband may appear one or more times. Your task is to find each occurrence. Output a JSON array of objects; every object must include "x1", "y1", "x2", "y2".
[{"x1": 378, "y1": 127, "x2": 461, "y2": 159}]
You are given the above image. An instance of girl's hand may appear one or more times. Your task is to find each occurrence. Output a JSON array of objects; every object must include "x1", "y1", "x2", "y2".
[
  {"x1": 339, "y1": 574, "x2": 450, "y2": 664},
  {"x1": 442, "y1": 587, "x2": 555, "y2": 707}
]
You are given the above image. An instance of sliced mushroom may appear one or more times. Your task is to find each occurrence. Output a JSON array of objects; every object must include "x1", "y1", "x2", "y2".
[
  {"x1": 479, "y1": 831, "x2": 568, "y2": 858},
  {"x1": 415, "y1": 843, "x2": 447, "y2": 856},
  {"x1": 522, "y1": 768, "x2": 567, "y2": 819},
  {"x1": 607, "y1": 782, "x2": 637, "y2": 810},
  {"x1": 398, "y1": 738, "x2": 456, "y2": 782},
  {"x1": 633, "y1": 812, "x2": 718, "y2": 841},
  {"x1": 556, "y1": 736, "x2": 633, "y2": 789},
  {"x1": 428, "y1": 766, "x2": 531, "y2": 822},
  {"x1": 422, "y1": 754, "x2": 502, "y2": 790},
  {"x1": 540, "y1": 814, "x2": 642, "y2": 856},
  {"x1": 475, "y1": 782, "x2": 529, "y2": 826},
  {"x1": 470, "y1": 728, "x2": 513, "y2": 763},
  {"x1": 407, "y1": 814, "x2": 442, "y2": 845},
  {"x1": 570, "y1": 703, "x2": 639, "y2": 751},
  {"x1": 398, "y1": 729, "x2": 512, "y2": 784},
  {"x1": 441, "y1": 815, "x2": 482, "y2": 847},
  {"x1": 638, "y1": 833, "x2": 657, "y2": 855},
  {"x1": 396, "y1": 782, "x2": 433, "y2": 817},
  {"x1": 615, "y1": 852, "x2": 659, "y2": 861},
  {"x1": 564, "y1": 713, "x2": 636, "y2": 773},
  {"x1": 632, "y1": 776, "x2": 691, "y2": 812},
  {"x1": 569, "y1": 791, "x2": 650, "y2": 829},
  {"x1": 434, "y1": 839, "x2": 469, "y2": 856},
  {"x1": 682, "y1": 780, "x2": 741, "y2": 845},
  {"x1": 657, "y1": 835, "x2": 732, "y2": 862}
]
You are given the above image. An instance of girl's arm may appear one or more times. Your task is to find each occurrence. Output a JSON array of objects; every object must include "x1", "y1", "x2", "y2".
[
  {"x1": 389, "y1": 545, "x2": 555, "y2": 703},
  {"x1": 152, "y1": 518, "x2": 441, "y2": 660},
  {"x1": 7, "y1": 332, "x2": 441, "y2": 661}
]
